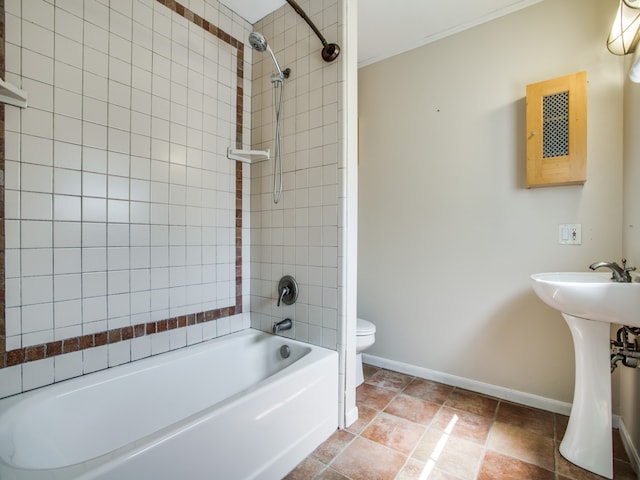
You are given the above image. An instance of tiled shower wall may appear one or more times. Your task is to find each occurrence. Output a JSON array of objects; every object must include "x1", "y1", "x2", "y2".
[
  {"x1": 249, "y1": 0, "x2": 343, "y2": 350},
  {"x1": 0, "y1": 0, "x2": 255, "y2": 398}
]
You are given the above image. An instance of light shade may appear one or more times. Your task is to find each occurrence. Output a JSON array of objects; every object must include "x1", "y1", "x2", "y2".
[
  {"x1": 628, "y1": 55, "x2": 640, "y2": 82},
  {"x1": 607, "y1": 0, "x2": 640, "y2": 55}
]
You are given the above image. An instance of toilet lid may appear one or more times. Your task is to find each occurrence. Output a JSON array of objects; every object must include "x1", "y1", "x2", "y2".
[{"x1": 357, "y1": 318, "x2": 376, "y2": 335}]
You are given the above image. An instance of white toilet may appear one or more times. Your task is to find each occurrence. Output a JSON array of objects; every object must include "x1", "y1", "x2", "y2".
[{"x1": 356, "y1": 317, "x2": 376, "y2": 386}]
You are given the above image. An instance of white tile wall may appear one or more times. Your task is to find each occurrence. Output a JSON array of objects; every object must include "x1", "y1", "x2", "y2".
[
  {"x1": 1, "y1": 0, "x2": 254, "y2": 397},
  {"x1": 250, "y1": 0, "x2": 342, "y2": 350}
]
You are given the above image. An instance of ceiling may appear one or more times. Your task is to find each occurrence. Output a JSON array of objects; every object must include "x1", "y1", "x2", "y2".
[{"x1": 218, "y1": 0, "x2": 543, "y2": 68}]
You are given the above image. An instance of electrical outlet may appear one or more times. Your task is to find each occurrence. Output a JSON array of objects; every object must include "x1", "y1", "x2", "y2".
[{"x1": 559, "y1": 224, "x2": 582, "y2": 245}]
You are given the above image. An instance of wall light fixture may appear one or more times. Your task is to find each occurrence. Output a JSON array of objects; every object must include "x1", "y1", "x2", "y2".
[{"x1": 607, "y1": 0, "x2": 640, "y2": 55}]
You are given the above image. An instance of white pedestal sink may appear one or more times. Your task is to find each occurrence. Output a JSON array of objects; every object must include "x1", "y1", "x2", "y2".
[
  {"x1": 560, "y1": 313, "x2": 611, "y2": 478},
  {"x1": 530, "y1": 272, "x2": 640, "y2": 479}
]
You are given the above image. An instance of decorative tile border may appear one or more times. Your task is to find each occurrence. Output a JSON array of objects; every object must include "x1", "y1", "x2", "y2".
[
  {"x1": 4, "y1": 309, "x2": 236, "y2": 366},
  {"x1": 0, "y1": 0, "x2": 246, "y2": 369}
]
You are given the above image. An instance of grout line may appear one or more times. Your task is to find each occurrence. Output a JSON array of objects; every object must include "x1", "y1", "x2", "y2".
[
  {"x1": 390, "y1": 375, "x2": 427, "y2": 479},
  {"x1": 471, "y1": 397, "x2": 501, "y2": 480},
  {"x1": 397, "y1": 380, "x2": 453, "y2": 479}
]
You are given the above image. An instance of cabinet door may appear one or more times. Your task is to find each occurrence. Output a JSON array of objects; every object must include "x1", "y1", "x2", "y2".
[{"x1": 526, "y1": 71, "x2": 587, "y2": 187}]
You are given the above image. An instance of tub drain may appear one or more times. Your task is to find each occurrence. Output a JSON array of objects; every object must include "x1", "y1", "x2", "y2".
[{"x1": 280, "y1": 345, "x2": 291, "y2": 359}]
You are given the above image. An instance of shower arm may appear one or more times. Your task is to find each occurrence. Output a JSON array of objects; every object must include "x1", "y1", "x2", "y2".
[
  {"x1": 285, "y1": 0, "x2": 326, "y2": 47},
  {"x1": 284, "y1": 0, "x2": 340, "y2": 62}
]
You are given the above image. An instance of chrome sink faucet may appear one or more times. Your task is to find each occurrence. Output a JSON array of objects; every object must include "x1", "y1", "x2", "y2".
[{"x1": 589, "y1": 258, "x2": 636, "y2": 283}]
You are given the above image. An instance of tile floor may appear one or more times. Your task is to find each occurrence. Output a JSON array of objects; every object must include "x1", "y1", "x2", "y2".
[{"x1": 285, "y1": 364, "x2": 638, "y2": 480}]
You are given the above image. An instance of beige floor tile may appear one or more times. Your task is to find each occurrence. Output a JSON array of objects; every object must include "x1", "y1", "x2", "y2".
[
  {"x1": 311, "y1": 429, "x2": 356, "y2": 464},
  {"x1": 366, "y1": 369, "x2": 414, "y2": 392},
  {"x1": 402, "y1": 378, "x2": 453, "y2": 405},
  {"x1": 361, "y1": 412, "x2": 426, "y2": 455},
  {"x1": 396, "y1": 457, "x2": 461, "y2": 480},
  {"x1": 444, "y1": 389, "x2": 499, "y2": 419},
  {"x1": 363, "y1": 363, "x2": 380, "y2": 381},
  {"x1": 478, "y1": 451, "x2": 555, "y2": 480},
  {"x1": 495, "y1": 401, "x2": 554, "y2": 438},
  {"x1": 356, "y1": 383, "x2": 397, "y2": 411},
  {"x1": 331, "y1": 437, "x2": 407, "y2": 480},
  {"x1": 346, "y1": 404, "x2": 378, "y2": 435},
  {"x1": 315, "y1": 468, "x2": 351, "y2": 480},
  {"x1": 283, "y1": 457, "x2": 325, "y2": 480},
  {"x1": 488, "y1": 422, "x2": 555, "y2": 472},
  {"x1": 431, "y1": 405, "x2": 493, "y2": 445},
  {"x1": 384, "y1": 393, "x2": 441, "y2": 425},
  {"x1": 412, "y1": 427, "x2": 484, "y2": 479}
]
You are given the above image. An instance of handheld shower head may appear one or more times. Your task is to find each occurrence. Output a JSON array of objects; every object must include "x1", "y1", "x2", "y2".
[
  {"x1": 248, "y1": 31, "x2": 267, "y2": 52},
  {"x1": 248, "y1": 32, "x2": 290, "y2": 81}
]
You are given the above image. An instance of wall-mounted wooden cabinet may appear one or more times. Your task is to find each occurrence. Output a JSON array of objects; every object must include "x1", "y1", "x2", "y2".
[{"x1": 526, "y1": 71, "x2": 587, "y2": 188}]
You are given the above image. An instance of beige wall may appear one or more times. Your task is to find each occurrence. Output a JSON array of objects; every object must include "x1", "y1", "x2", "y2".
[
  {"x1": 623, "y1": 54, "x2": 640, "y2": 460},
  {"x1": 358, "y1": 0, "x2": 623, "y2": 406}
]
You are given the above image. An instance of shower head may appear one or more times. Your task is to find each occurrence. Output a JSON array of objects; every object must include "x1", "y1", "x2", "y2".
[
  {"x1": 248, "y1": 31, "x2": 267, "y2": 52},
  {"x1": 322, "y1": 43, "x2": 340, "y2": 62},
  {"x1": 249, "y1": 32, "x2": 290, "y2": 81}
]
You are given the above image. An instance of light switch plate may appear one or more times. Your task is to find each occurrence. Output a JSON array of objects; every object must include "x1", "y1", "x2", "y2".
[{"x1": 559, "y1": 224, "x2": 582, "y2": 245}]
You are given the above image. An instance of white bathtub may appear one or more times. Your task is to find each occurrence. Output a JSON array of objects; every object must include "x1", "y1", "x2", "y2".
[{"x1": 0, "y1": 328, "x2": 339, "y2": 480}]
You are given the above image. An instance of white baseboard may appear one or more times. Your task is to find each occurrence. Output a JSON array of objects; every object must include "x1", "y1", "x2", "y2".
[
  {"x1": 345, "y1": 406, "x2": 359, "y2": 428},
  {"x1": 618, "y1": 417, "x2": 640, "y2": 477},
  {"x1": 363, "y1": 353, "x2": 573, "y2": 415}
]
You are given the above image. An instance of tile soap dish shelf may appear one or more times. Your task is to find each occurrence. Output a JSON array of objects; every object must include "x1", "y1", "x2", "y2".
[
  {"x1": 227, "y1": 148, "x2": 270, "y2": 164},
  {"x1": 0, "y1": 79, "x2": 27, "y2": 108}
]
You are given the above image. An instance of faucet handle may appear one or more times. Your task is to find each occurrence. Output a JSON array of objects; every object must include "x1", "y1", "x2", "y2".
[
  {"x1": 622, "y1": 258, "x2": 636, "y2": 273},
  {"x1": 276, "y1": 275, "x2": 299, "y2": 306},
  {"x1": 277, "y1": 285, "x2": 290, "y2": 307}
]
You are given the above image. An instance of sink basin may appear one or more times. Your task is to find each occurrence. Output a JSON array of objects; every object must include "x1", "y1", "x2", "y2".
[{"x1": 530, "y1": 272, "x2": 640, "y2": 327}]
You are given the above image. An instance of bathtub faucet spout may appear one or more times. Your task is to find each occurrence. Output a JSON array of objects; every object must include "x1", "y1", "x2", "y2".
[{"x1": 273, "y1": 318, "x2": 292, "y2": 334}]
